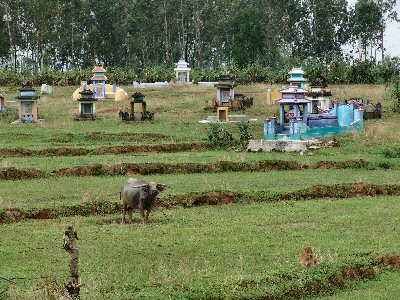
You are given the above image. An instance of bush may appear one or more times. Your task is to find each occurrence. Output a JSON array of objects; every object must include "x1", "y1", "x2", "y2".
[
  {"x1": 191, "y1": 67, "x2": 220, "y2": 83},
  {"x1": 389, "y1": 77, "x2": 400, "y2": 112},
  {"x1": 207, "y1": 122, "x2": 253, "y2": 150},
  {"x1": 142, "y1": 65, "x2": 174, "y2": 82},
  {"x1": 372, "y1": 57, "x2": 400, "y2": 84},
  {"x1": 303, "y1": 58, "x2": 325, "y2": 84},
  {"x1": 382, "y1": 146, "x2": 400, "y2": 158},
  {"x1": 107, "y1": 67, "x2": 137, "y2": 84},
  {"x1": 328, "y1": 57, "x2": 349, "y2": 84},
  {"x1": 207, "y1": 123, "x2": 234, "y2": 149},
  {"x1": 347, "y1": 60, "x2": 375, "y2": 84},
  {"x1": 236, "y1": 122, "x2": 253, "y2": 145}
]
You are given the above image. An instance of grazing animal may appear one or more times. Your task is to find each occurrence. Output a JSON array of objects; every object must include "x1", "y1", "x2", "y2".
[
  {"x1": 121, "y1": 178, "x2": 167, "y2": 224},
  {"x1": 299, "y1": 247, "x2": 319, "y2": 267}
]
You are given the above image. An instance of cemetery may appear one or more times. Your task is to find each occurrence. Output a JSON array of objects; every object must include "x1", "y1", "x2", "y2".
[
  {"x1": 1, "y1": 1, "x2": 400, "y2": 299},
  {"x1": 0, "y1": 80, "x2": 400, "y2": 300}
]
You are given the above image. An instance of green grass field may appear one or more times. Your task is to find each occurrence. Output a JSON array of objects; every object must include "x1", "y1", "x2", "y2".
[
  {"x1": 2, "y1": 197, "x2": 400, "y2": 299},
  {"x1": 0, "y1": 84, "x2": 399, "y2": 299}
]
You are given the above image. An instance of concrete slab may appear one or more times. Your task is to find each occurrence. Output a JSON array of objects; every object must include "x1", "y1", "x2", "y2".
[{"x1": 247, "y1": 139, "x2": 320, "y2": 152}]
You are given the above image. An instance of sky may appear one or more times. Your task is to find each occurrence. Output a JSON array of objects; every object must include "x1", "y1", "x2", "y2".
[{"x1": 347, "y1": 0, "x2": 400, "y2": 58}]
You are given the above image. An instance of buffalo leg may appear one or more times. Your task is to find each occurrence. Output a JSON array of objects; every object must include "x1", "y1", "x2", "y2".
[
  {"x1": 145, "y1": 209, "x2": 151, "y2": 224},
  {"x1": 122, "y1": 203, "x2": 127, "y2": 224},
  {"x1": 139, "y1": 207, "x2": 146, "y2": 224},
  {"x1": 139, "y1": 199, "x2": 147, "y2": 224},
  {"x1": 128, "y1": 208, "x2": 133, "y2": 223}
]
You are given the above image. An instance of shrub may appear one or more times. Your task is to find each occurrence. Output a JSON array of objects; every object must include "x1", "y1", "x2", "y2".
[
  {"x1": 372, "y1": 57, "x2": 400, "y2": 84},
  {"x1": 328, "y1": 57, "x2": 349, "y2": 84},
  {"x1": 207, "y1": 122, "x2": 253, "y2": 150},
  {"x1": 236, "y1": 122, "x2": 253, "y2": 146},
  {"x1": 382, "y1": 147, "x2": 400, "y2": 158},
  {"x1": 390, "y1": 77, "x2": 400, "y2": 112},
  {"x1": 142, "y1": 65, "x2": 174, "y2": 82},
  {"x1": 207, "y1": 123, "x2": 234, "y2": 149},
  {"x1": 107, "y1": 67, "x2": 137, "y2": 84},
  {"x1": 303, "y1": 58, "x2": 325, "y2": 84},
  {"x1": 191, "y1": 67, "x2": 220, "y2": 83},
  {"x1": 347, "y1": 60, "x2": 375, "y2": 84}
]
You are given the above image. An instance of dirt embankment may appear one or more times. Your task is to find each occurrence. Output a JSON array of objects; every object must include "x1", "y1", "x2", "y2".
[
  {"x1": 1, "y1": 183, "x2": 400, "y2": 223},
  {"x1": 52, "y1": 160, "x2": 308, "y2": 177},
  {"x1": 2, "y1": 159, "x2": 392, "y2": 180},
  {"x1": 0, "y1": 142, "x2": 207, "y2": 158},
  {"x1": 0, "y1": 167, "x2": 46, "y2": 180},
  {"x1": 260, "y1": 254, "x2": 400, "y2": 300}
]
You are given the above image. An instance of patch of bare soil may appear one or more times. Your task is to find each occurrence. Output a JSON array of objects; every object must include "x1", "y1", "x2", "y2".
[
  {"x1": 96, "y1": 107, "x2": 120, "y2": 113},
  {"x1": 314, "y1": 160, "x2": 368, "y2": 170},
  {"x1": 375, "y1": 254, "x2": 400, "y2": 267},
  {"x1": 307, "y1": 183, "x2": 400, "y2": 199},
  {"x1": 29, "y1": 208, "x2": 56, "y2": 219},
  {"x1": 341, "y1": 265, "x2": 377, "y2": 281},
  {"x1": 3, "y1": 208, "x2": 24, "y2": 222},
  {"x1": 192, "y1": 192, "x2": 235, "y2": 206},
  {"x1": 1, "y1": 159, "x2": 377, "y2": 181}
]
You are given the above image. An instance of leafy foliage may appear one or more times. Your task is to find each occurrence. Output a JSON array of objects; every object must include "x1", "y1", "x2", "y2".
[
  {"x1": 207, "y1": 123, "x2": 234, "y2": 149},
  {"x1": 390, "y1": 76, "x2": 400, "y2": 112},
  {"x1": 206, "y1": 122, "x2": 253, "y2": 150},
  {"x1": 236, "y1": 122, "x2": 253, "y2": 145},
  {"x1": 382, "y1": 146, "x2": 400, "y2": 158},
  {"x1": 0, "y1": 0, "x2": 398, "y2": 73}
]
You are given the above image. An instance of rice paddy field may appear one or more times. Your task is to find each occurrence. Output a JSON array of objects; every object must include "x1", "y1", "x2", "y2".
[{"x1": 0, "y1": 83, "x2": 399, "y2": 299}]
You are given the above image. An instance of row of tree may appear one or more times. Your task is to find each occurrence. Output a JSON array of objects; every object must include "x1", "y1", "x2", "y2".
[{"x1": 0, "y1": 0, "x2": 398, "y2": 72}]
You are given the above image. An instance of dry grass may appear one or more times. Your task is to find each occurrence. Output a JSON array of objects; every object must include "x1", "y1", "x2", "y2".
[
  {"x1": 359, "y1": 119, "x2": 400, "y2": 146},
  {"x1": 330, "y1": 84, "x2": 389, "y2": 103}
]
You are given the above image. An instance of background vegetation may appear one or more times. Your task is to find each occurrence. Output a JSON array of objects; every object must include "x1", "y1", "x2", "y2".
[{"x1": 0, "y1": 0, "x2": 399, "y2": 85}]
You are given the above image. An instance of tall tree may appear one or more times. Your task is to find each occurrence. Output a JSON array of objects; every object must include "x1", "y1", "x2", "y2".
[
  {"x1": 353, "y1": 0, "x2": 382, "y2": 60},
  {"x1": 0, "y1": 5, "x2": 11, "y2": 61},
  {"x1": 226, "y1": 5, "x2": 265, "y2": 66},
  {"x1": 300, "y1": 0, "x2": 351, "y2": 63},
  {"x1": 376, "y1": 0, "x2": 399, "y2": 60}
]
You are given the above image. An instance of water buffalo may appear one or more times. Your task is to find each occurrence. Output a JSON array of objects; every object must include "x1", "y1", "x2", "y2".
[{"x1": 121, "y1": 178, "x2": 167, "y2": 224}]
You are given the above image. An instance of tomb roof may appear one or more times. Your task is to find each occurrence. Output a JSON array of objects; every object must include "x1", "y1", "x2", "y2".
[{"x1": 92, "y1": 66, "x2": 106, "y2": 73}]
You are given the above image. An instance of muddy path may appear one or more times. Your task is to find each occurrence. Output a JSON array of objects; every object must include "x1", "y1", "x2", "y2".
[
  {"x1": 1, "y1": 183, "x2": 399, "y2": 223},
  {"x1": 1, "y1": 159, "x2": 394, "y2": 180}
]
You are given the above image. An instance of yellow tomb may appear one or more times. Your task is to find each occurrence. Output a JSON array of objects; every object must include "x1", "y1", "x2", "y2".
[{"x1": 72, "y1": 66, "x2": 129, "y2": 101}]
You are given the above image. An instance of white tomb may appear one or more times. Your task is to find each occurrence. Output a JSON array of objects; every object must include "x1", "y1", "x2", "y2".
[{"x1": 174, "y1": 59, "x2": 191, "y2": 83}]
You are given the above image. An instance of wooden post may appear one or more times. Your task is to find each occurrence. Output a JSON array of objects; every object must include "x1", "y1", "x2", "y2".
[{"x1": 63, "y1": 226, "x2": 82, "y2": 299}]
